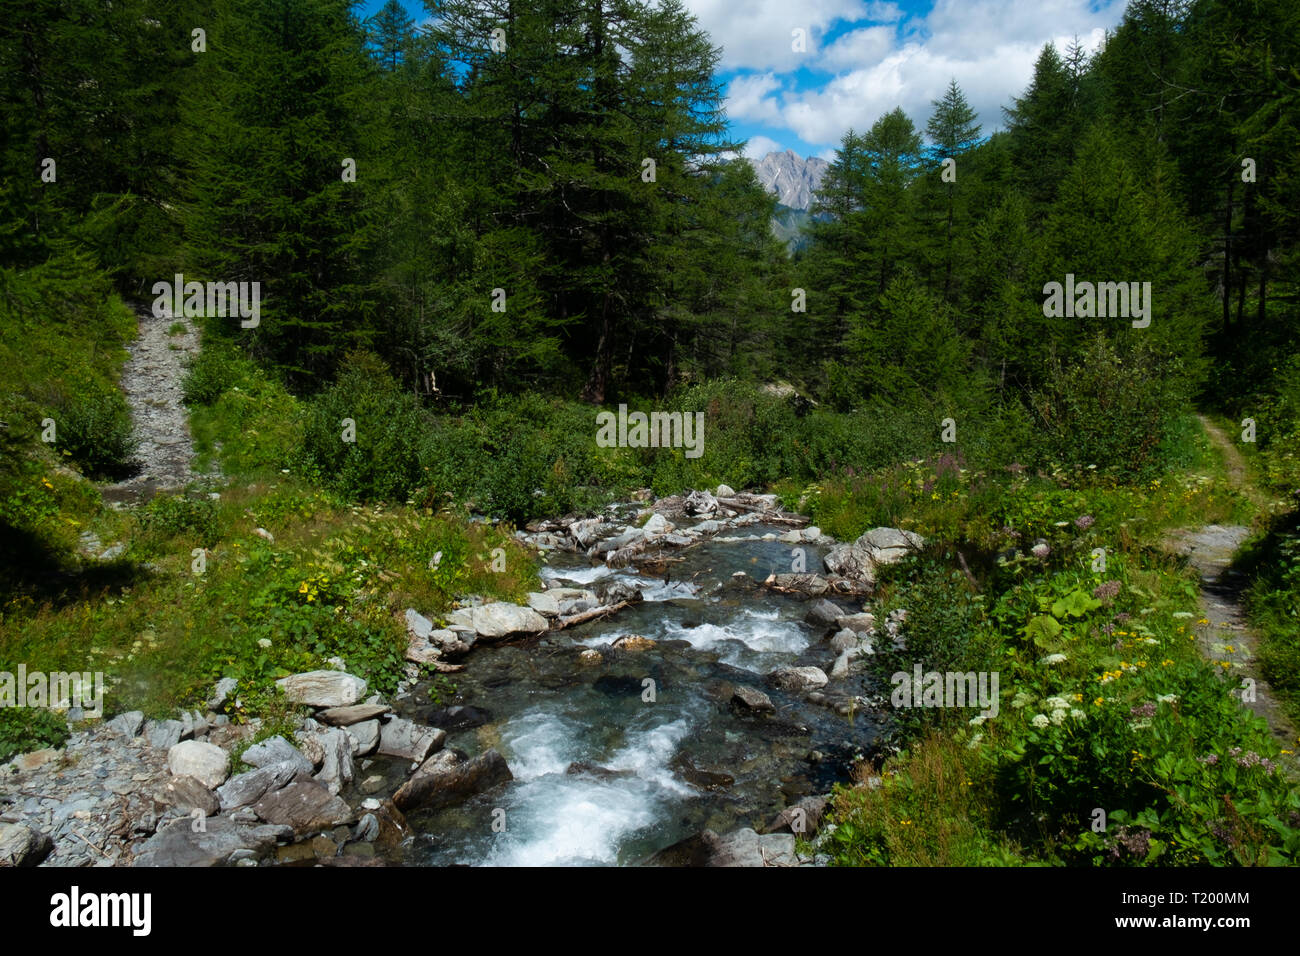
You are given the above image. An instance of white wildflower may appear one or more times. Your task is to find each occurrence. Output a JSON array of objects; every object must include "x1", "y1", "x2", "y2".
[{"x1": 1031, "y1": 713, "x2": 1050, "y2": 729}]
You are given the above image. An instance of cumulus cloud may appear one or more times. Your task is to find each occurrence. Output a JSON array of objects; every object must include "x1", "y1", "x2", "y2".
[
  {"x1": 726, "y1": 72, "x2": 785, "y2": 124},
  {"x1": 687, "y1": 0, "x2": 1126, "y2": 150},
  {"x1": 740, "y1": 134, "x2": 784, "y2": 160},
  {"x1": 686, "y1": 0, "x2": 867, "y2": 71}
]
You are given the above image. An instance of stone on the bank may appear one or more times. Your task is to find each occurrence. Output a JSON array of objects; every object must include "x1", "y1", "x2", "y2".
[
  {"x1": 318, "y1": 703, "x2": 389, "y2": 727},
  {"x1": 208, "y1": 677, "x2": 238, "y2": 710},
  {"x1": 134, "y1": 816, "x2": 292, "y2": 867},
  {"x1": 217, "y1": 760, "x2": 303, "y2": 812},
  {"x1": 836, "y1": 611, "x2": 876, "y2": 633},
  {"x1": 251, "y1": 780, "x2": 354, "y2": 833},
  {"x1": 0, "y1": 823, "x2": 54, "y2": 867},
  {"x1": 345, "y1": 719, "x2": 381, "y2": 756},
  {"x1": 393, "y1": 749, "x2": 512, "y2": 813},
  {"x1": 377, "y1": 718, "x2": 445, "y2": 763},
  {"x1": 643, "y1": 513, "x2": 673, "y2": 535},
  {"x1": 764, "y1": 795, "x2": 829, "y2": 836},
  {"x1": 684, "y1": 489, "x2": 718, "y2": 515},
  {"x1": 144, "y1": 718, "x2": 185, "y2": 751},
  {"x1": 275, "y1": 670, "x2": 368, "y2": 708},
  {"x1": 468, "y1": 602, "x2": 549, "y2": 639},
  {"x1": 153, "y1": 775, "x2": 220, "y2": 816},
  {"x1": 307, "y1": 727, "x2": 354, "y2": 795},
  {"x1": 167, "y1": 740, "x2": 230, "y2": 788},
  {"x1": 241, "y1": 735, "x2": 314, "y2": 775},
  {"x1": 768, "y1": 666, "x2": 829, "y2": 693},
  {"x1": 647, "y1": 827, "x2": 806, "y2": 867},
  {"x1": 106, "y1": 710, "x2": 144, "y2": 740},
  {"x1": 763, "y1": 573, "x2": 829, "y2": 595}
]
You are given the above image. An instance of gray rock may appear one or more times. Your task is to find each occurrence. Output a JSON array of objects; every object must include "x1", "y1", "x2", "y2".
[
  {"x1": 180, "y1": 709, "x2": 209, "y2": 739},
  {"x1": 836, "y1": 611, "x2": 876, "y2": 633},
  {"x1": 768, "y1": 666, "x2": 829, "y2": 693},
  {"x1": 353, "y1": 813, "x2": 379, "y2": 842},
  {"x1": 106, "y1": 710, "x2": 144, "y2": 739},
  {"x1": 153, "y1": 775, "x2": 220, "y2": 816},
  {"x1": 830, "y1": 651, "x2": 852, "y2": 678},
  {"x1": 593, "y1": 578, "x2": 642, "y2": 606},
  {"x1": 828, "y1": 628, "x2": 859, "y2": 654},
  {"x1": 241, "y1": 735, "x2": 313, "y2": 774},
  {"x1": 715, "y1": 484, "x2": 736, "y2": 497},
  {"x1": 643, "y1": 513, "x2": 673, "y2": 535},
  {"x1": 526, "y1": 591, "x2": 561, "y2": 616},
  {"x1": 765, "y1": 795, "x2": 829, "y2": 836},
  {"x1": 568, "y1": 518, "x2": 604, "y2": 549},
  {"x1": 404, "y1": 608, "x2": 434, "y2": 641},
  {"x1": 731, "y1": 685, "x2": 775, "y2": 714},
  {"x1": 344, "y1": 719, "x2": 381, "y2": 756},
  {"x1": 377, "y1": 718, "x2": 445, "y2": 763},
  {"x1": 133, "y1": 816, "x2": 292, "y2": 867},
  {"x1": 467, "y1": 603, "x2": 549, "y2": 639},
  {"x1": 822, "y1": 543, "x2": 877, "y2": 584},
  {"x1": 275, "y1": 670, "x2": 368, "y2": 708},
  {"x1": 318, "y1": 703, "x2": 389, "y2": 727},
  {"x1": 208, "y1": 677, "x2": 238, "y2": 710},
  {"x1": 166, "y1": 740, "x2": 230, "y2": 788},
  {"x1": 0, "y1": 823, "x2": 54, "y2": 867},
  {"x1": 763, "y1": 573, "x2": 829, "y2": 595},
  {"x1": 861, "y1": 527, "x2": 924, "y2": 553},
  {"x1": 251, "y1": 780, "x2": 354, "y2": 833},
  {"x1": 307, "y1": 728, "x2": 354, "y2": 795},
  {"x1": 144, "y1": 718, "x2": 185, "y2": 750},
  {"x1": 217, "y1": 760, "x2": 303, "y2": 812},
  {"x1": 393, "y1": 749, "x2": 512, "y2": 813},
  {"x1": 648, "y1": 827, "x2": 807, "y2": 867},
  {"x1": 684, "y1": 489, "x2": 718, "y2": 515}
]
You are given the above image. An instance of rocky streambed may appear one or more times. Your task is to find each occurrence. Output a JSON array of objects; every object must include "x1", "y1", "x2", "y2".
[{"x1": 1, "y1": 488, "x2": 922, "y2": 867}]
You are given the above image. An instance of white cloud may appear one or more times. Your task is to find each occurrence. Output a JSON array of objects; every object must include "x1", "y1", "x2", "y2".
[
  {"x1": 820, "y1": 25, "x2": 895, "y2": 71},
  {"x1": 685, "y1": 0, "x2": 868, "y2": 71},
  {"x1": 726, "y1": 72, "x2": 785, "y2": 124},
  {"x1": 740, "y1": 134, "x2": 784, "y2": 160},
  {"x1": 698, "y1": 0, "x2": 1128, "y2": 151}
]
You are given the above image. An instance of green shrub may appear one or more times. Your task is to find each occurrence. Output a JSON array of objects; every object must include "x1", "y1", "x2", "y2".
[
  {"x1": 297, "y1": 351, "x2": 426, "y2": 501},
  {"x1": 136, "y1": 493, "x2": 221, "y2": 547},
  {"x1": 1029, "y1": 337, "x2": 1188, "y2": 480},
  {"x1": 0, "y1": 707, "x2": 70, "y2": 763},
  {"x1": 52, "y1": 384, "x2": 137, "y2": 479},
  {"x1": 182, "y1": 345, "x2": 242, "y2": 406}
]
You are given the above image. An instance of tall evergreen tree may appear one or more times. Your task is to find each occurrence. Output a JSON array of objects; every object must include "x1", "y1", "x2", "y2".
[{"x1": 181, "y1": 0, "x2": 378, "y2": 387}]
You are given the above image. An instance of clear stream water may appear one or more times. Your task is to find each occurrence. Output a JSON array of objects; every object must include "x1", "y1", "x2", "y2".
[{"x1": 398, "y1": 520, "x2": 885, "y2": 866}]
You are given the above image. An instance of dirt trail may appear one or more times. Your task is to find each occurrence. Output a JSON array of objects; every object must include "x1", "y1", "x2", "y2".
[
  {"x1": 101, "y1": 303, "x2": 203, "y2": 507},
  {"x1": 1165, "y1": 416, "x2": 1298, "y2": 768}
]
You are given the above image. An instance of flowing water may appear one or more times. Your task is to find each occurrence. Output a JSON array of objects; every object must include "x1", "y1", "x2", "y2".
[{"x1": 398, "y1": 518, "x2": 887, "y2": 866}]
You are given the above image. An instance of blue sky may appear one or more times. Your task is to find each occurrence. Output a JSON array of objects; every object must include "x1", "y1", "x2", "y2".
[{"x1": 359, "y1": 0, "x2": 1130, "y2": 162}]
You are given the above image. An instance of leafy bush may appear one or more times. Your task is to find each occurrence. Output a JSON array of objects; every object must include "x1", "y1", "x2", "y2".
[
  {"x1": 136, "y1": 493, "x2": 221, "y2": 547},
  {"x1": 51, "y1": 384, "x2": 137, "y2": 479},
  {"x1": 0, "y1": 707, "x2": 69, "y2": 763},
  {"x1": 182, "y1": 345, "x2": 243, "y2": 406},
  {"x1": 1029, "y1": 336, "x2": 1188, "y2": 480},
  {"x1": 297, "y1": 351, "x2": 426, "y2": 501}
]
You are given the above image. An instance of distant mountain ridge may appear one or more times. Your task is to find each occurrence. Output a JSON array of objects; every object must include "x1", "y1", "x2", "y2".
[{"x1": 747, "y1": 148, "x2": 830, "y2": 211}]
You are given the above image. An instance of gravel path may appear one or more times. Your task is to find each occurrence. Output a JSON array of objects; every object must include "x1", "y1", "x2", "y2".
[
  {"x1": 1165, "y1": 418, "x2": 1299, "y2": 772},
  {"x1": 101, "y1": 304, "x2": 202, "y2": 506}
]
